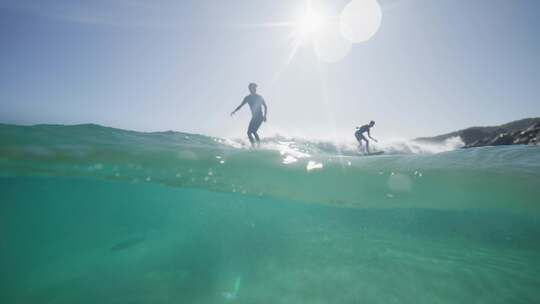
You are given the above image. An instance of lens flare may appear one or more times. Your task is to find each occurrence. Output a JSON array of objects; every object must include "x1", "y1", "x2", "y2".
[
  {"x1": 300, "y1": 10, "x2": 322, "y2": 35},
  {"x1": 340, "y1": 0, "x2": 382, "y2": 43}
]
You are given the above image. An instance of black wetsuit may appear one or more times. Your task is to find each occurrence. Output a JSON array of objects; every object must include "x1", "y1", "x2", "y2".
[
  {"x1": 244, "y1": 94, "x2": 265, "y2": 134},
  {"x1": 355, "y1": 125, "x2": 370, "y2": 142}
]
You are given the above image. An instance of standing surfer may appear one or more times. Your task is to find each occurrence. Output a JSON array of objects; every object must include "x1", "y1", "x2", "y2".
[
  {"x1": 231, "y1": 83, "x2": 268, "y2": 147},
  {"x1": 355, "y1": 120, "x2": 378, "y2": 153}
]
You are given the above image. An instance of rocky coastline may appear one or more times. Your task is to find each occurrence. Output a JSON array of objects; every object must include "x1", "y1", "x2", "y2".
[{"x1": 416, "y1": 118, "x2": 540, "y2": 148}]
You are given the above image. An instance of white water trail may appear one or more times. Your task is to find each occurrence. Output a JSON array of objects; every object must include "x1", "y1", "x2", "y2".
[{"x1": 221, "y1": 136, "x2": 464, "y2": 156}]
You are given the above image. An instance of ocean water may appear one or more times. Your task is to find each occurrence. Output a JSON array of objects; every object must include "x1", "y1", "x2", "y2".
[{"x1": 1, "y1": 124, "x2": 540, "y2": 303}]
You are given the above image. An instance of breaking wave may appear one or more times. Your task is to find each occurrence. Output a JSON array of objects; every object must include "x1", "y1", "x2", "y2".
[{"x1": 1, "y1": 123, "x2": 539, "y2": 212}]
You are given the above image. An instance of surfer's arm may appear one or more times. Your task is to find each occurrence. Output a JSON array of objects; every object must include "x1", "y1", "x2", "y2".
[
  {"x1": 231, "y1": 98, "x2": 247, "y2": 116},
  {"x1": 368, "y1": 130, "x2": 378, "y2": 142},
  {"x1": 262, "y1": 99, "x2": 267, "y2": 121}
]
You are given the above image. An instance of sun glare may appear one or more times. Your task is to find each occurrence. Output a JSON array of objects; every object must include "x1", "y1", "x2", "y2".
[
  {"x1": 248, "y1": 0, "x2": 382, "y2": 65},
  {"x1": 299, "y1": 10, "x2": 322, "y2": 35}
]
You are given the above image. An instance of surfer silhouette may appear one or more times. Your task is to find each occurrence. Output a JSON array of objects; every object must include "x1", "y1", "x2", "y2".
[
  {"x1": 355, "y1": 120, "x2": 378, "y2": 153},
  {"x1": 231, "y1": 83, "x2": 268, "y2": 147}
]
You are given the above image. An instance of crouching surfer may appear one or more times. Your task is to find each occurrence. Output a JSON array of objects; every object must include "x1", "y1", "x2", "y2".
[{"x1": 355, "y1": 120, "x2": 378, "y2": 154}]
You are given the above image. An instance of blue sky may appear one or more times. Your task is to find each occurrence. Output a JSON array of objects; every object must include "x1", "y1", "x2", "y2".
[{"x1": 1, "y1": 0, "x2": 539, "y2": 140}]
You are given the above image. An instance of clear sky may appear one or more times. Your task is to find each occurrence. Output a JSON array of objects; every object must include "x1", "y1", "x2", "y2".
[{"x1": 1, "y1": 0, "x2": 539, "y2": 140}]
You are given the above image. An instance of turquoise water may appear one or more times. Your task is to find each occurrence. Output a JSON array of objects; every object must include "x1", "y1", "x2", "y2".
[{"x1": 1, "y1": 124, "x2": 540, "y2": 303}]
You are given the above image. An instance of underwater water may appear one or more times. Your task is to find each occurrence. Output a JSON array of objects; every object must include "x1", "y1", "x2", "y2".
[{"x1": 1, "y1": 123, "x2": 540, "y2": 303}]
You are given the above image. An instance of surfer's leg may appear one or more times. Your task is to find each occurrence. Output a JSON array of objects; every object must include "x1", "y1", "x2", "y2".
[
  {"x1": 354, "y1": 131, "x2": 362, "y2": 142},
  {"x1": 365, "y1": 139, "x2": 370, "y2": 154},
  {"x1": 247, "y1": 117, "x2": 261, "y2": 147},
  {"x1": 253, "y1": 132, "x2": 260, "y2": 146},
  {"x1": 248, "y1": 115, "x2": 263, "y2": 147},
  {"x1": 247, "y1": 131, "x2": 255, "y2": 146},
  {"x1": 355, "y1": 131, "x2": 363, "y2": 152},
  {"x1": 359, "y1": 136, "x2": 368, "y2": 153}
]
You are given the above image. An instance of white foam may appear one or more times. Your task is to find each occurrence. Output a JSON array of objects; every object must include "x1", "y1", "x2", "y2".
[
  {"x1": 282, "y1": 155, "x2": 298, "y2": 164},
  {"x1": 377, "y1": 136, "x2": 464, "y2": 154},
  {"x1": 219, "y1": 135, "x2": 463, "y2": 156},
  {"x1": 306, "y1": 161, "x2": 323, "y2": 171}
]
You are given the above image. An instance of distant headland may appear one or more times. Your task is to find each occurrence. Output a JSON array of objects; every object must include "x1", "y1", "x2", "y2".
[{"x1": 416, "y1": 118, "x2": 540, "y2": 148}]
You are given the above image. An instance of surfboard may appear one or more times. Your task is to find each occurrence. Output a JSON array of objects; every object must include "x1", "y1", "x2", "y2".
[{"x1": 359, "y1": 151, "x2": 384, "y2": 156}]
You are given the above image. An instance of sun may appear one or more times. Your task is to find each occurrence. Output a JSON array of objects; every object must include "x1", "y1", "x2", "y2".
[
  {"x1": 234, "y1": 0, "x2": 382, "y2": 64},
  {"x1": 299, "y1": 10, "x2": 323, "y2": 36}
]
